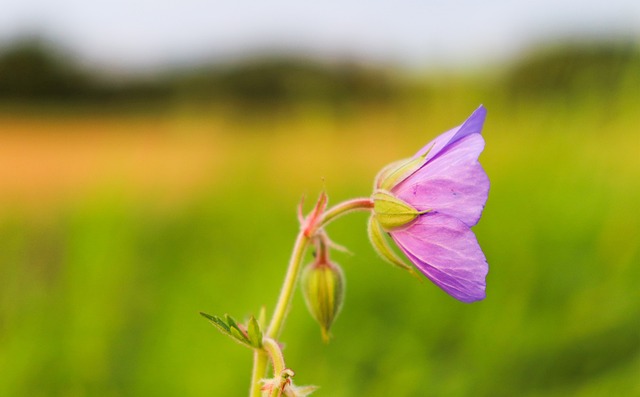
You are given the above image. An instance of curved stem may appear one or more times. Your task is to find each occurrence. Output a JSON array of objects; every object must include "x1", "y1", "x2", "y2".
[
  {"x1": 263, "y1": 337, "x2": 286, "y2": 375},
  {"x1": 266, "y1": 231, "x2": 310, "y2": 339},
  {"x1": 266, "y1": 197, "x2": 373, "y2": 340},
  {"x1": 320, "y1": 197, "x2": 373, "y2": 228},
  {"x1": 249, "y1": 196, "x2": 374, "y2": 396}
]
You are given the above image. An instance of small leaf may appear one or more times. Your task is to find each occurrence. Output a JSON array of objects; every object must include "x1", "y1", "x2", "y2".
[
  {"x1": 258, "y1": 306, "x2": 267, "y2": 329},
  {"x1": 200, "y1": 312, "x2": 252, "y2": 348},
  {"x1": 247, "y1": 316, "x2": 263, "y2": 348},
  {"x1": 225, "y1": 314, "x2": 251, "y2": 345},
  {"x1": 224, "y1": 313, "x2": 238, "y2": 328},
  {"x1": 230, "y1": 326, "x2": 251, "y2": 346},
  {"x1": 200, "y1": 312, "x2": 232, "y2": 335}
]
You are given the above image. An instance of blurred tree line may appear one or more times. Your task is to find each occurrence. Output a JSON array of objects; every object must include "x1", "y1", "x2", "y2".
[
  {"x1": 0, "y1": 38, "x2": 397, "y2": 110},
  {"x1": 504, "y1": 40, "x2": 640, "y2": 105},
  {"x1": 0, "y1": 37, "x2": 638, "y2": 110},
  {"x1": 0, "y1": 39, "x2": 172, "y2": 105}
]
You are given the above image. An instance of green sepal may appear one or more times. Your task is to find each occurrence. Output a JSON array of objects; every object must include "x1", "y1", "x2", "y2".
[
  {"x1": 372, "y1": 190, "x2": 423, "y2": 230},
  {"x1": 374, "y1": 158, "x2": 408, "y2": 188},
  {"x1": 367, "y1": 215, "x2": 419, "y2": 278},
  {"x1": 377, "y1": 156, "x2": 425, "y2": 190},
  {"x1": 376, "y1": 143, "x2": 435, "y2": 190}
]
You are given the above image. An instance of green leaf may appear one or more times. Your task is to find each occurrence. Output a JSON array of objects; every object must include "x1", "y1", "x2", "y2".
[
  {"x1": 225, "y1": 314, "x2": 251, "y2": 345},
  {"x1": 229, "y1": 327, "x2": 250, "y2": 345},
  {"x1": 200, "y1": 312, "x2": 253, "y2": 348},
  {"x1": 200, "y1": 312, "x2": 232, "y2": 335},
  {"x1": 224, "y1": 314, "x2": 239, "y2": 330},
  {"x1": 257, "y1": 306, "x2": 267, "y2": 329},
  {"x1": 247, "y1": 316, "x2": 263, "y2": 348}
]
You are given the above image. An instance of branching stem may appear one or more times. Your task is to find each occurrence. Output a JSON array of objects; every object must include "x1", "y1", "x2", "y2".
[{"x1": 249, "y1": 197, "x2": 373, "y2": 396}]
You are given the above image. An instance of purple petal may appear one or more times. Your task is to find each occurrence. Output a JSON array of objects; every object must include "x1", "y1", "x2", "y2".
[
  {"x1": 390, "y1": 213, "x2": 488, "y2": 302},
  {"x1": 414, "y1": 105, "x2": 487, "y2": 164},
  {"x1": 392, "y1": 134, "x2": 489, "y2": 227}
]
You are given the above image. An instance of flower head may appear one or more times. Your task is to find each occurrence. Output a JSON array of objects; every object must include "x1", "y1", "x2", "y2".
[{"x1": 369, "y1": 106, "x2": 489, "y2": 302}]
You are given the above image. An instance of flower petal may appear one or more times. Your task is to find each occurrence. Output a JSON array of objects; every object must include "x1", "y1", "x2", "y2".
[
  {"x1": 414, "y1": 105, "x2": 487, "y2": 163},
  {"x1": 392, "y1": 133, "x2": 489, "y2": 227},
  {"x1": 390, "y1": 213, "x2": 488, "y2": 302}
]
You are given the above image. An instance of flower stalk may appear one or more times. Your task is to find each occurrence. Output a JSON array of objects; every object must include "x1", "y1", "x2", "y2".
[
  {"x1": 266, "y1": 197, "x2": 373, "y2": 340},
  {"x1": 249, "y1": 196, "x2": 374, "y2": 396},
  {"x1": 320, "y1": 197, "x2": 373, "y2": 227},
  {"x1": 263, "y1": 337, "x2": 286, "y2": 375},
  {"x1": 250, "y1": 349, "x2": 269, "y2": 397},
  {"x1": 266, "y1": 231, "x2": 311, "y2": 340}
]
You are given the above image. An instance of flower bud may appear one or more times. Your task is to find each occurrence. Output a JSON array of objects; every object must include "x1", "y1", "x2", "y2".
[{"x1": 301, "y1": 257, "x2": 345, "y2": 342}]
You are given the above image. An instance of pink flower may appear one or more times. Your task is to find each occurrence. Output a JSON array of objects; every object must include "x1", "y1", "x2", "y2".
[{"x1": 369, "y1": 106, "x2": 489, "y2": 302}]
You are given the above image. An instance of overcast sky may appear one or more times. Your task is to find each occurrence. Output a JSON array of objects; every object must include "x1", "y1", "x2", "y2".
[{"x1": 1, "y1": 0, "x2": 638, "y2": 70}]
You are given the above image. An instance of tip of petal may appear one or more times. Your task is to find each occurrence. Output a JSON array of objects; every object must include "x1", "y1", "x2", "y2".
[
  {"x1": 453, "y1": 105, "x2": 487, "y2": 140},
  {"x1": 413, "y1": 105, "x2": 487, "y2": 165},
  {"x1": 458, "y1": 288, "x2": 486, "y2": 303}
]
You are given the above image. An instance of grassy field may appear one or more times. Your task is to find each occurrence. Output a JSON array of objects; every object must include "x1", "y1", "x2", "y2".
[{"x1": 0, "y1": 90, "x2": 638, "y2": 396}]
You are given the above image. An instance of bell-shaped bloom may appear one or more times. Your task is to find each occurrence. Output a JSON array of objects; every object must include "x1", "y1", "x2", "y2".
[{"x1": 369, "y1": 106, "x2": 489, "y2": 303}]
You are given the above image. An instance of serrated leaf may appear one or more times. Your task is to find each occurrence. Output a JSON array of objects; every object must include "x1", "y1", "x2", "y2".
[
  {"x1": 229, "y1": 326, "x2": 251, "y2": 346},
  {"x1": 200, "y1": 312, "x2": 232, "y2": 335},
  {"x1": 247, "y1": 316, "x2": 262, "y2": 348},
  {"x1": 201, "y1": 312, "x2": 252, "y2": 348},
  {"x1": 224, "y1": 314, "x2": 238, "y2": 328},
  {"x1": 225, "y1": 314, "x2": 252, "y2": 345}
]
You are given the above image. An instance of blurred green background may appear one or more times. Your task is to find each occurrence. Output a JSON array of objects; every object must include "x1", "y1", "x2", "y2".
[{"x1": 1, "y1": 4, "x2": 639, "y2": 396}]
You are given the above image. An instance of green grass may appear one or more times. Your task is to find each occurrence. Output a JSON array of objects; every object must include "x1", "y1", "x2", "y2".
[{"x1": 0, "y1": 92, "x2": 638, "y2": 396}]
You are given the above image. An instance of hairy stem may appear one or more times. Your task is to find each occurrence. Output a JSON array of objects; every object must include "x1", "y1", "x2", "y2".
[
  {"x1": 320, "y1": 197, "x2": 373, "y2": 227},
  {"x1": 263, "y1": 337, "x2": 286, "y2": 375},
  {"x1": 249, "y1": 197, "x2": 374, "y2": 396},
  {"x1": 266, "y1": 231, "x2": 311, "y2": 339},
  {"x1": 250, "y1": 349, "x2": 269, "y2": 397}
]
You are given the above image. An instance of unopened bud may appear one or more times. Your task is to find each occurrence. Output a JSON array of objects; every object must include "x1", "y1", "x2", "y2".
[{"x1": 301, "y1": 258, "x2": 345, "y2": 342}]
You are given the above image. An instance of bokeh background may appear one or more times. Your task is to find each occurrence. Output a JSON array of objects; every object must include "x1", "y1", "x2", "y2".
[{"x1": 1, "y1": 1, "x2": 639, "y2": 396}]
